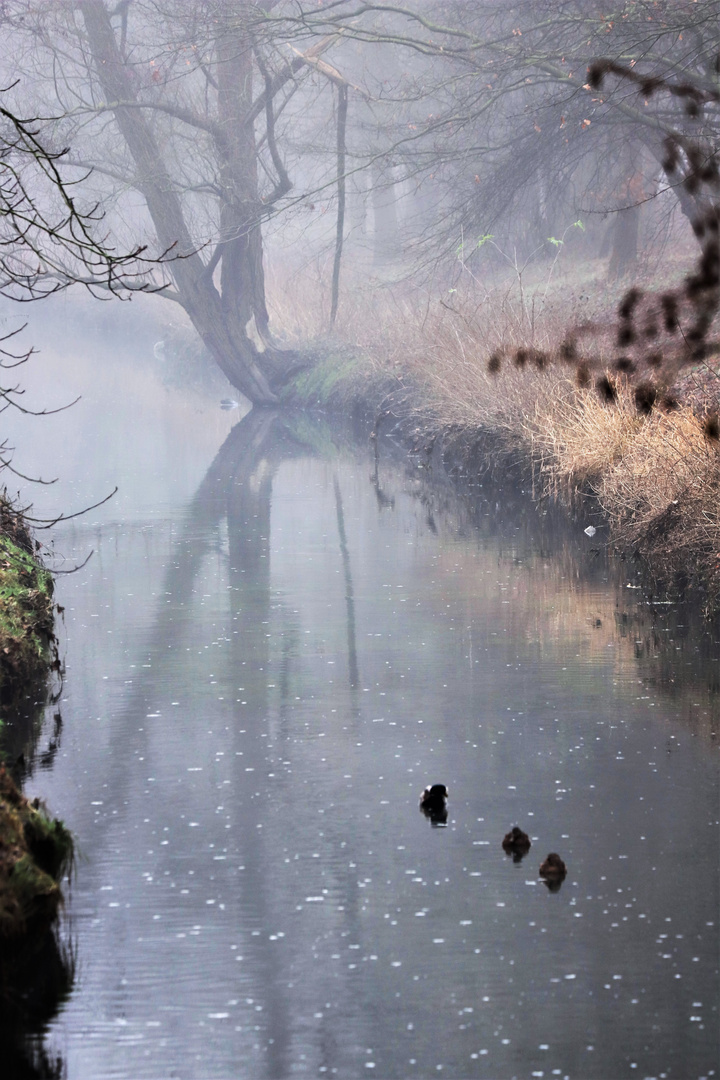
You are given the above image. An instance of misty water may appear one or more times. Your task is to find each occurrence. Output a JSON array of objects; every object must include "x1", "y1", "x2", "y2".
[{"x1": 5, "y1": 307, "x2": 719, "y2": 1080}]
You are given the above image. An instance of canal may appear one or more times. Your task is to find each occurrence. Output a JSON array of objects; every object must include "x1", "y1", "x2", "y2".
[{"x1": 5, "y1": 316, "x2": 718, "y2": 1079}]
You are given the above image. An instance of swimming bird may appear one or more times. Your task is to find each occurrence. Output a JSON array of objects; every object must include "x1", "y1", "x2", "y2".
[
  {"x1": 539, "y1": 853, "x2": 567, "y2": 881},
  {"x1": 502, "y1": 826, "x2": 531, "y2": 857},
  {"x1": 419, "y1": 783, "x2": 448, "y2": 823}
]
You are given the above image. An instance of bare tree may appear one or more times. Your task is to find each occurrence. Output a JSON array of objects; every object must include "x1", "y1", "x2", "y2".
[
  {"x1": 0, "y1": 87, "x2": 167, "y2": 443},
  {"x1": 2, "y1": 1, "x2": 364, "y2": 403},
  {"x1": 3, "y1": 0, "x2": 718, "y2": 409},
  {"x1": 1, "y1": 93, "x2": 157, "y2": 300},
  {"x1": 0, "y1": 87, "x2": 173, "y2": 507},
  {"x1": 267, "y1": 0, "x2": 720, "y2": 267}
]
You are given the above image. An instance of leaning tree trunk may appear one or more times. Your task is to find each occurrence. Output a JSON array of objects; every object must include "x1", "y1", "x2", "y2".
[
  {"x1": 216, "y1": 24, "x2": 273, "y2": 349},
  {"x1": 79, "y1": 0, "x2": 278, "y2": 405}
]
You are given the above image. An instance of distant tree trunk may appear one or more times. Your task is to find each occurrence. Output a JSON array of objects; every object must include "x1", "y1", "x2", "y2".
[
  {"x1": 607, "y1": 202, "x2": 641, "y2": 280},
  {"x1": 348, "y1": 169, "x2": 368, "y2": 239},
  {"x1": 330, "y1": 84, "x2": 348, "y2": 324},
  {"x1": 215, "y1": 23, "x2": 276, "y2": 351},
  {"x1": 372, "y1": 160, "x2": 401, "y2": 266},
  {"x1": 80, "y1": 0, "x2": 280, "y2": 404},
  {"x1": 607, "y1": 156, "x2": 644, "y2": 280}
]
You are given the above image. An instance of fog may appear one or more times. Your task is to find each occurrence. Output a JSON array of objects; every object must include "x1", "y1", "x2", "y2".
[
  {"x1": 0, "y1": 4, "x2": 718, "y2": 1079},
  {"x1": 1, "y1": 0, "x2": 707, "y2": 406}
]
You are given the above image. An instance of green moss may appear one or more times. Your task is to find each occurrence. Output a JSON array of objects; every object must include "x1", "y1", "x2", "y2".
[
  {"x1": 282, "y1": 351, "x2": 363, "y2": 406},
  {"x1": 0, "y1": 533, "x2": 55, "y2": 695},
  {"x1": 282, "y1": 412, "x2": 348, "y2": 459},
  {"x1": 5, "y1": 854, "x2": 60, "y2": 931},
  {"x1": 0, "y1": 768, "x2": 71, "y2": 942}
]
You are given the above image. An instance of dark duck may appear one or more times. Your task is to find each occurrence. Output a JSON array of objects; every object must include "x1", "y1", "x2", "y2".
[
  {"x1": 419, "y1": 784, "x2": 448, "y2": 824},
  {"x1": 502, "y1": 826, "x2": 531, "y2": 860},
  {"x1": 539, "y1": 853, "x2": 567, "y2": 891}
]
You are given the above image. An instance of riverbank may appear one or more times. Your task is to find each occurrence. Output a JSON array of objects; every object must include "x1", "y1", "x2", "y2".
[
  {"x1": 0, "y1": 495, "x2": 56, "y2": 696},
  {"x1": 278, "y1": 262, "x2": 720, "y2": 615},
  {"x1": 0, "y1": 764, "x2": 72, "y2": 941},
  {"x1": 0, "y1": 497, "x2": 71, "y2": 953}
]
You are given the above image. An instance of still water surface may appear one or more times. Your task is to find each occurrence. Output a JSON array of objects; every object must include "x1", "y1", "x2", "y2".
[{"x1": 6, "y1": 321, "x2": 719, "y2": 1079}]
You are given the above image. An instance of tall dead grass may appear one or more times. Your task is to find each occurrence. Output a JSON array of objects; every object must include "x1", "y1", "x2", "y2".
[
  {"x1": 600, "y1": 403, "x2": 720, "y2": 595},
  {"x1": 268, "y1": 268, "x2": 573, "y2": 435},
  {"x1": 531, "y1": 382, "x2": 720, "y2": 601},
  {"x1": 529, "y1": 383, "x2": 646, "y2": 495}
]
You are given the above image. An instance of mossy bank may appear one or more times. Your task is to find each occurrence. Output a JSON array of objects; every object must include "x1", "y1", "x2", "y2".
[
  {"x1": 0, "y1": 765, "x2": 72, "y2": 945},
  {"x1": 0, "y1": 497, "x2": 56, "y2": 699},
  {"x1": 0, "y1": 498, "x2": 71, "y2": 954}
]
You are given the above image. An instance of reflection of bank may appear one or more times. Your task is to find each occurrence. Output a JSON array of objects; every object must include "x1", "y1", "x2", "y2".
[
  {"x1": 1, "y1": 921, "x2": 74, "y2": 1080},
  {"x1": 0, "y1": 657, "x2": 72, "y2": 1079}
]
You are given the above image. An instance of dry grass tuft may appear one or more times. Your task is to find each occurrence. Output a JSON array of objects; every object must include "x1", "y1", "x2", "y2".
[
  {"x1": 532, "y1": 382, "x2": 720, "y2": 601},
  {"x1": 600, "y1": 405, "x2": 720, "y2": 599},
  {"x1": 269, "y1": 268, "x2": 573, "y2": 435},
  {"x1": 529, "y1": 382, "x2": 646, "y2": 495}
]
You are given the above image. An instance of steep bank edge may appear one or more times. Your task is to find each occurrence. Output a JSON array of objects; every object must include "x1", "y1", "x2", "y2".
[{"x1": 0, "y1": 500, "x2": 71, "y2": 952}]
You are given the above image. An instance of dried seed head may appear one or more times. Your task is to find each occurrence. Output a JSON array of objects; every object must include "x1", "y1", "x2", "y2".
[
  {"x1": 634, "y1": 382, "x2": 657, "y2": 415},
  {"x1": 662, "y1": 137, "x2": 679, "y2": 174},
  {"x1": 560, "y1": 338, "x2": 577, "y2": 362},
  {"x1": 596, "y1": 375, "x2": 617, "y2": 403},
  {"x1": 660, "y1": 294, "x2": 679, "y2": 332},
  {"x1": 587, "y1": 60, "x2": 610, "y2": 89},
  {"x1": 618, "y1": 288, "x2": 642, "y2": 319},
  {"x1": 704, "y1": 413, "x2": 720, "y2": 440}
]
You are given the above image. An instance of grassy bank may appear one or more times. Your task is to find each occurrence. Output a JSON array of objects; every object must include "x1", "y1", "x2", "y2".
[{"x1": 274, "y1": 257, "x2": 720, "y2": 613}]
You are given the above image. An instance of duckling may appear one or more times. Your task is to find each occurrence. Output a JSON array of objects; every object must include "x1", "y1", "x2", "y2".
[
  {"x1": 502, "y1": 826, "x2": 531, "y2": 858},
  {"x1": 539, "y1": 852, "x2": 567, "y2": 881},
  {"x1": 419, "y1": 784, "x2": 448, "y2": 823}
]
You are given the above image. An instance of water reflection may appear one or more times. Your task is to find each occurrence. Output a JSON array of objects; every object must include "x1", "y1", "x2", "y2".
[
  {"x1": 0, "y1": 670, "x2": 73, "y2": 1079},
  {"x1": 19, "y1": 402, "x2": 719, "y2": 1079},
  {"x1": 0, "y1": 908, "x2": 74, "y2": 1080}
]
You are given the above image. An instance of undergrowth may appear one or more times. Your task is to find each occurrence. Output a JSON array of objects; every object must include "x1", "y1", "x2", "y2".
[
  {"x1": 0, "y1": 495, "x2": 55, "y2": 699},
  {"x1": 0, "y1": 765, "x2": 73, "y2": 942}
]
